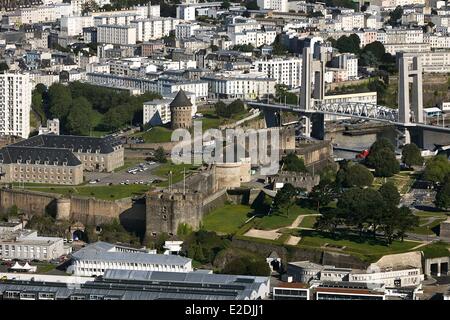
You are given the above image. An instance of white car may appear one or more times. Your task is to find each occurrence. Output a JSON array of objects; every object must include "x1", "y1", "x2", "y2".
[{"x1": 89, "y1": 180, "x2": 97, "y2": 184}]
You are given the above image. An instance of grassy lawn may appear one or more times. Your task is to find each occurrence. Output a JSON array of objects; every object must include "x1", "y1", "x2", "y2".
[
  {"x1": 35, "y1": 262, "x2": 56, "y2": 274},
  {"x1": 373, "y1": 172, "x2": 416, "y2": 194},
  {"x1": 203, "y1": 204, "x2": 253, "y2": 234},
  {"x1": 195, "y1": 110, "x2": 250, "y2": 132},
  {"x1": 413, "y1": 210, "x2": 448, "y2": 218},
  {"x1": 299, "y1": 215, "x2": 318, "y2": 229},
  {"x1": 253, "y1": 205, "x2": 318, "y2": 230},
  {"x1": 410, "y1": 217, "x2": 447, "y2": 235},
  {"x1": 134, "y1": 126, "x2": 173, "y2": 143},
  {"x1": 151, "y1": 162, "x2": 199, "y2": 187},
  {"x1": 297, "y1": 230, "x2": 419, "y2": 262},
  {"x1": 421, "y1": 242, "x2": 450, "y2": 259},
  {"x1": 26, "y1": 184, "x2": 151, "y2": 200}
]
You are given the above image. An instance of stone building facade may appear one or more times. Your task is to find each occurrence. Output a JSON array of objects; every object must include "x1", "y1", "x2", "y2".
[{"x1": 0, "y1": 146, "x2": 83, "y2": 185}]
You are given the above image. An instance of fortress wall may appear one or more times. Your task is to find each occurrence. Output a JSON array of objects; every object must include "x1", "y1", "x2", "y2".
[{"x1": 0, "y1": 188, "x2": 58, "y2": 217}]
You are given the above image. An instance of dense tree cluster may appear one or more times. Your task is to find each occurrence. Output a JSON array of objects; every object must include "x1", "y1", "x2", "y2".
[
  {"x1": 213, "y1": 99, "x2": 246, "y2": 118},
  {"x1": 38, "y1": 82, "x2": 161, "y2": 135},
  {"x1": 435, "y1": 175, "x2": 450, "y2": 210},
  {"x1": 423, "y1": 155, "x2": 450, "y2": 184},
  {"x1": 183, "y1": 230, "x2": 231, "y2": 264},
  {"x1": 223, "y1": 255, "x2": 271, "y2": 276},
  {"x1": 335, "y1": 34, "x2": 361, "y2": 55},
  {"x1": 336, "y1": 161, "x2": 374, "y2": 188},
  {"x1": 365, "y1": 138, "x2": 400, "y2": 177},
  {"x1": 272, "y1": 183, "x2": 298, "y2": 217},
  {"x1": 315, "y1": 183, "x2": 418, "y2": 244},
  {"x1": 282, "y1": 152, "x2": 307, "y2": 172},
  {"x1": 89, "y1": 219, "x2": 141, "y2": 245},
  {"x1": 275, "y1": 84, "x2": 298, "y2": 105},
  {"x1": 401, "y1": 143, "x2": 424, "y2": 169}
]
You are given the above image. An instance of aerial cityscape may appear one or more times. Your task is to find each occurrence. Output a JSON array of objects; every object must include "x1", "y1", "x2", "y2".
[{"x1": 0, "y1": 0, "x2": 450, "y2": 306}]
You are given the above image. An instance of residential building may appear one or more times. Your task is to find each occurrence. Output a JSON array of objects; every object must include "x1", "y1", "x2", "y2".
[
  {"x1": 143, "y1": 98, "x2": 172, "y2": 126},
  {"x1": 175, "y1": 23, "x2": 201, "y2": 39},
  {"x1": 202, "y1": 72, "x2": 276, "y2": 99},
  {"x1": 331, "y1": 53, "x2": 358, "y2": 79},
  {"x1": 0, "y1": 72, "x2": 31, "y2": 138},
  {"x1": 97, "y1": 25, "x2": 137, "y2": 45},
  {"x1": 132, "y1": 18, "x2": 181, "y2": 41},
  {"x1": 253, "y1": 57, "x2": 302, "y2": 88},
  {"x1": 257, "y1": 0, "x2": 288, "y2": 12},
  {"x1": 60, "y1": 16, "x2": 95, "y2": 37}
]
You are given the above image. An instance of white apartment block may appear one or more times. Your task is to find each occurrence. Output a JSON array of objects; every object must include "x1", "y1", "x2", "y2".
[
  {"x1": 350, "y1": 268, "x2": 424, "y2": 288},
  {"x1": 257, "y1": 0, "x2": 288, "y2": 12},
  {"x1": 424, "y1": 34, "x2": 450, "y2": 49},
  {"x1": 253, "y1": 57, "x2": 302, "y2": 88},
  {"x1": 176, "y1": 4, "x2": 196, "y2": 21},
  {"x1": 202, "y1": 72, "x2": 277, "y2": 100},
  {"x1": 132, "y1": 18, "x2": 181, "y2": 41},
  {"x1": 143, "y1": 99, "x2": 172, "y2": 126},
  {"x1": 227, "y1": 17, "x2": 261, "y2": 34},
  {"x1": 402, "y1": 12, "x2": 425, "y2": 26},
  {"x1": 402, "y1": 51, "x2": 450, "y2": 73},
  {"x1": 38, "y1": 118, "x2": 60, "y2": 135},
  {"x1": 175, "y1": 23, "x2": 201, "y2": 39},
  {"x1": 97, "y1": 25, "x2": 137, "y2": 45},
  {"x1": 14, "y1": 3, "x2": 72, "y2": 24},
  {"x1": 0, "y1": 72, "x2": 31, "y2": 138},
  {"x1": 384, "y1": 43, "x2": 430, "y2": 55},
  {"x1": 60, "y1": 16, "x2": 95, "y2": 37},
  {"x1": 338, "y1": 13, "x2": 365, "y2": 31},
  {"x1": 370, "y1": 0, "x2": 424, "y2": 7},
  {"x1": 94, "y1": 14, "x2": 144, "y2": 27},
  {"x1": 230, "y1": 29, "x2": 277, "y2": 47},
  {"x1": 380, "y1": 28, "x2": 424, "y2": 45}
]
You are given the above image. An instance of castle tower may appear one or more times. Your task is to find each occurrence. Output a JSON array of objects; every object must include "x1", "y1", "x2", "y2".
[{"x1": 170, "y1": 89, "x2": 193, "y2": 130}]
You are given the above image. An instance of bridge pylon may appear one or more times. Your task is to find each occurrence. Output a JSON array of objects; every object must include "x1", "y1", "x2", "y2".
[{"x1": 398, "y1": 53, "x2": 423, "y2": 125}]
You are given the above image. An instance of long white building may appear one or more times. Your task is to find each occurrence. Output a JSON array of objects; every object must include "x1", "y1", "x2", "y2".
[
  {"x1": 253, "y1": 57, "x2": 302, "y2": 88},
  {"x1": 132, "y1": 17, "x2": 182, "y2": 41},
  {"x1": 257, "y1": 0, "x2": 288, "y2": 12},
  {"x1": 0, "y1": 72, "x2": 31, "y2": 138},
  {"x1": 97, "y1": 25, "x2": 137, "y2": 45},
  {"x1": 68, "y1": 242, "x2": 193, "y2": 277}
]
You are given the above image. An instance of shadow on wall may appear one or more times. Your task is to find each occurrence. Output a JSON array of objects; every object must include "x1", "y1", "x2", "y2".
[{"x1": 119, "y1": 198, "x2": 147, "y2": 239}]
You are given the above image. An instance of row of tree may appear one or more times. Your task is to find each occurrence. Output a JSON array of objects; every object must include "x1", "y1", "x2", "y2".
[
  {"x1": 214, "y1": 99, "x2": 246, "y2": 118},
  {"x1": 33, "y1": 82, "x2": 161, "y2": 135}
]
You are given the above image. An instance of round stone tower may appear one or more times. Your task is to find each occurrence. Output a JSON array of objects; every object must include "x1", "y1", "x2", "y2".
[{"x1": 170, "y1": 89, "x2": 193, "y2": 130}]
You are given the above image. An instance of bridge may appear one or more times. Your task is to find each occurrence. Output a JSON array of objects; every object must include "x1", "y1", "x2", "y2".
[
  {"x1": 247, "y1": 47, "x2": 450, "y2": 148},
  {"x1": 248, "y1": 100, "x2": 450, "y2": 134}
]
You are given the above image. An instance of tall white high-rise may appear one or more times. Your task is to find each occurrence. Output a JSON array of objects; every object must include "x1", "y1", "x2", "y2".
[{"x1": 0, "y1": 72, "x2": 31, "y2": 138}]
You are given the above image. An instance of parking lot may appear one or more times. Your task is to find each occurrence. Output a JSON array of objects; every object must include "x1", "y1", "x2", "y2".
[{"x1": 84, "y1": 161, "x2": 164, "y2": 186}]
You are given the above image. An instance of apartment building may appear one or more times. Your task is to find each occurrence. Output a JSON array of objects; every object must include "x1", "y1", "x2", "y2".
[
  {"x1": 97, "y1": 25, "x2": 137, "y2": 45},
  {"x1": 257, "y1": 0, "x2": 288, "y2": 12},
  {"x1": 175, "y1": 23, "x2": 201, "y2": 39},
  {"x1": 132, "y1": 17, "x2": 181, "y2": 41},
  {"x1": 253, "y1": 57, "x2": 303, "y2": 88},
  {"x1": 331, "y1": 53, "x2": 358, "y2": 79},
  {"x1": 0, "y1": 72, "x2": 31, "y2": 139}
]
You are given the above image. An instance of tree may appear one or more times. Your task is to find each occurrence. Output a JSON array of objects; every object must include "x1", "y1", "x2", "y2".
[
  {"x1": 435, "y1": 178, "x2": 450, "y2": 210},
  {"x1": 308, "y1": 179, "x2": 335, "y2": 210},
  {"x1": 282, "y1": 152, "x2": 307, "y2": 172},
  {"x1": 388, "y1": 6, "x2": 403, "y2": 27},
  {"x1": 221, "y1": 1, "x2": 230, "y2": 9},
  {"x1": 223, "y1": 256, "x2": 270, "y2": 276},
  {"x1": 362, "y1": 41, "x2": 386, "y2": 63},
  {"x1": 65, "y1": 97, "x2": 94, "y2": 135},
  {"x1": 335, "y1": 34, "x2": 360, "y2": 54},
  {"x1": 154, "y1": 146, "x2": 167, "y2": 163},
  {"x1": 341, "y1": 163, "x2": 374, "y2": 188},
  {"x1": 401, "y1": 143, "x2": 423, "y2": 168},
  {"x1": 423, "y1": 155, "x2": 450, "y2": 184},
  {"x1": 0, "y1": 62, "x2": 9, "y2": 72},
  {"x1": 379, "y1": 181, "x2": 401, "y2": 208},
  {"x1": 48, "y1": 83, "x2": 72, "y2": 120},
  {"x1": 314, "y1": 207, "x2": 344, "y2": 237},
  {"x1": 227, "y1": 99, "x2": 245, "y2": 115},
  {"x1": 366, "y1": 138, "x2": 399, "y2": 177},
  {"x1": 273, "y1": 183, "x2": 297, "y2": 217},
  {"x1": 245, "y1": 0, "x2": 259, "y2": 10}
]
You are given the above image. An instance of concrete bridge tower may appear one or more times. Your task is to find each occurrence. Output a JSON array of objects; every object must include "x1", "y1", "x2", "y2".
[
  {"x1": 299, "y1": 46, "x2": 326, "y2": 139},
  {"x1": 398, "y1": 53, "x2": 423, "y2": 124}
]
